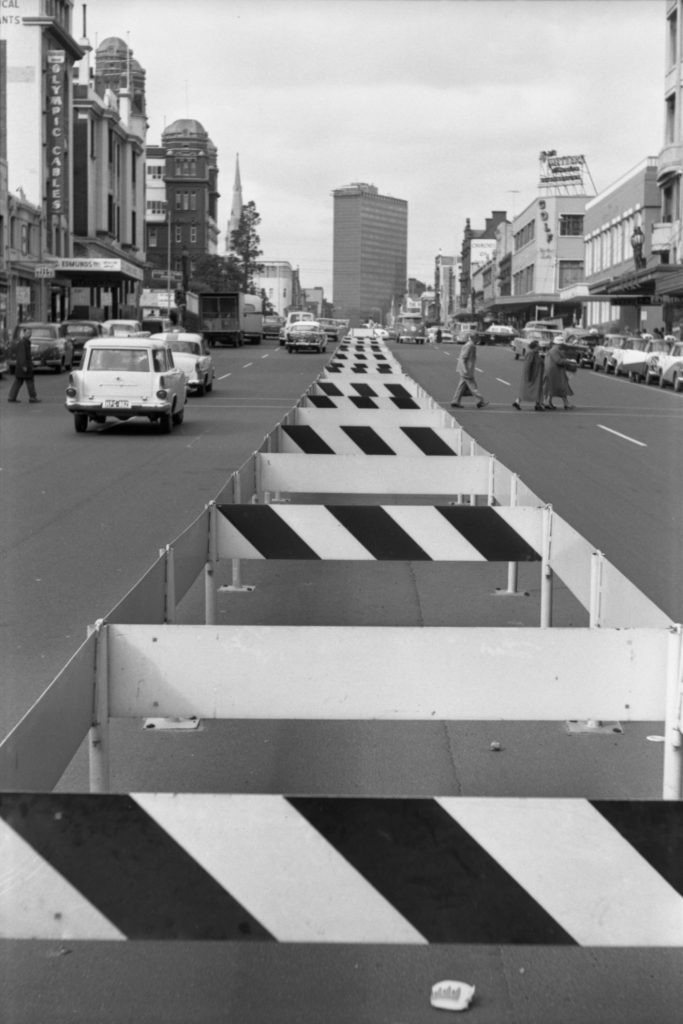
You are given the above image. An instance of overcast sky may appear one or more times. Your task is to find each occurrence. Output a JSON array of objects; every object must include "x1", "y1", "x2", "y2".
[{"x1": 85, "y1": 0, "x2": 665, "y2": 295}]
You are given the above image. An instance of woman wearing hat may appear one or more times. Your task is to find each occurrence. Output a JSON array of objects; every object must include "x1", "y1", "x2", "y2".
[
  {"x1": 543, "y1": 337, "x2": 575, "y2": 410},
  {"x1": 512, "y1": 338, "x2": 544, "y2": 411}
]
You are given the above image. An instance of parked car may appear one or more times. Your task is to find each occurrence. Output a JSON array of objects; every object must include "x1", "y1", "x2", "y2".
[
  {"x1": 64, "y1": 320, "x2": 103, "y2": 363},
  {"x1": 102, "y1": 319, "x2": 144, "y2": 337},
  {"x1": 644, "y1": 340, "x2": 683, "y2": 389},
  {"x1": 561, "y1": 329, "x2": 603, "y2": 368},
  {"x1": 627, "y1": 338, "x2": 674, "y2": 382},
  {"x1": 286, "y1": 321, "x2": 327, "y2": 353},
  {"x1": 262, "y1": 314, "x2": 283, "y2": 340},
  {"x1": 158, "y1": 332, "x2": 215, "y2": 395},
  {"x1": 592, "y1": 333, "x2": 631, "y2": 373},
  {"x1": 10, "y1": 322, "x2": 74, "y2": 373},
  {"x1": 282, "y1": 310, "x2": 314, "y2": 346},
  {"x1": 0, "y1": 331, "x2": 10, "y2": 377},
  {"x1": 512, "y1": 326, "x2": 561, "y2": 359},
  {"x1": 65, "y1": 336, "x2": 187, "y2": 433},
  {"x1": 610, "y1": 335, "x2": 652, "y2": 377}
]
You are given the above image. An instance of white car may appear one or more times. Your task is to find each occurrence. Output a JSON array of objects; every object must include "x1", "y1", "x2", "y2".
[
  {"x1": 610, "y1": 336, "x2": 651, "y2": 377},
  {"x1": 592, "y1": 334, "x2": 631, "y2": 373},
  {"x1": 512, "y1": 326, "x2": 560, "y2": 359},
  {"x1": 644, "y1": 340, "x2": 683, "y2": 390},
  {"x1": 102, "y1": 319, "x2": 144, "y2": 337},
  {"x1": 65, "y1": 337, "x2": 188, "y2": 433},
  {"x1": 286, "y1": 321, "x2": 327, "y2": 353},
  {"x1": 158, "y1": 332, "x2": 215, "y2": 395}
]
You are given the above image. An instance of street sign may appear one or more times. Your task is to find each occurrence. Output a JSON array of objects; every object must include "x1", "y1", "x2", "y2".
[{"x1": 35, "y1": 264, "x2": 56, "y2": 279}]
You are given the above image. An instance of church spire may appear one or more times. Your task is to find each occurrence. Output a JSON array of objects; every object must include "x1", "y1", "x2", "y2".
[{"x1": 226, "y1": 153, "x2": 243, "y2": 253}]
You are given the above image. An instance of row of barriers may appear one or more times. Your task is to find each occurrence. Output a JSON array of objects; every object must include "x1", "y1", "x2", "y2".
[{"x1": 1, "y1": 334, "x2": 682, "y2": 947}]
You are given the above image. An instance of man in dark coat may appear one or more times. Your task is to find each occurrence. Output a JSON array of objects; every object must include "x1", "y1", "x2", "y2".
[{"x1": 8, "y1": 326, "x2": 41, "y2": 403}]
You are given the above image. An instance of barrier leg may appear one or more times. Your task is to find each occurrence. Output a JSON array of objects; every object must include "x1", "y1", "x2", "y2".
[
  {"x1": 205, "y1": 501, "x2": 217, "y2": 625},
  {"x1": 589, "y1": 550, "x2": 605, "y2": 627},
  {"x1": 540, "y1": 505, "x2": 553, "y2": 628},
  {"x1": 663, "y1": 624, "x2": 683, "y2": 799},
  {"x1": 161, "y1": 544, "x2": 176, "y2": 624},
  {"x1": 88, "y1": 620, "x2": 109, "y2": 793}
]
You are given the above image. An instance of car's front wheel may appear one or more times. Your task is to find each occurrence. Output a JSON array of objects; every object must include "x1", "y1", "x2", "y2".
[{"x1": 74, "y1": 413, "x2": 88, "y2": 433}]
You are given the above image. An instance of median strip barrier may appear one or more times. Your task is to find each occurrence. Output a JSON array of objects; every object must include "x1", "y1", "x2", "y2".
[{"x1": 1, "y1": 793, "x2": 681, "y2": 945}]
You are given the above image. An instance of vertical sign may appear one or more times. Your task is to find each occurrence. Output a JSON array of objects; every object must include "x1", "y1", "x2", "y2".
[{"x1": 47, "y1": 50, "x2": 66, "y2": 227}]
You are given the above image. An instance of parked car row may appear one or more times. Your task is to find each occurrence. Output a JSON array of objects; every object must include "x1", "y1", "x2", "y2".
[{"x1": 592, "y1": 333, "x2": 683, "y2": 389}]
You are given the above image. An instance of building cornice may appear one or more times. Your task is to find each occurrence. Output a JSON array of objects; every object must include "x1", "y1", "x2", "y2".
[{"x1": 23, "y1": 18, "x2": 84, "y2": 61}]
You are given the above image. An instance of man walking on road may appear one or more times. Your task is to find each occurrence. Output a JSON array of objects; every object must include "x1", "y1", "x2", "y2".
[
  {"x1": 450, "y1": 332, "x2": 489, "y2": 408},
  {"x1": 8, "y1": 326, "x2": 41, "y2": 403}
]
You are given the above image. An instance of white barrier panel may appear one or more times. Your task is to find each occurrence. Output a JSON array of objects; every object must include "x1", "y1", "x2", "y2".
[
  {"x1": 256, "y1": 454, "x2": 493, "y2": 495},
  {"x1": 170, "y1": 506, "x2": 210, "y2": 602},
  {"x1": 294, "y1": 407, "x2": 456, "y2": 428},
  {"x1": 107, "y1": 624, "x2": 668, "y2": 723},
  {"x1": 277, "y1": 423, "x2": 465, "y2": 457},
  {"x1": 313, "y1": 378, "x2": 423, "y2": 397},
  {"x1": 106, "y1": 555, "x2": 167, "y2": 625},
  {"x1": 301, "y1": 395, "x2": 433, "y2": 411},
  {"x1": 544, "y1": 514, "x2": 672, "y2": 628},
  {"x1": 0, "y1": 633, "x2": 96, "y2": 790}
]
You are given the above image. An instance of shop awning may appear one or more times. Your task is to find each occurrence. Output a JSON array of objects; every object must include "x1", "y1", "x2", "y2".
[{"x1": 52, "y1": 242, "x2": 145, "y2": 285}]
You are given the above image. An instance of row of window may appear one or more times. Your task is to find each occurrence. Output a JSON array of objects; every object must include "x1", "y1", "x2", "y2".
[
  {"x1": 585, "y1": 216, "x2": 642, "y2": 276},
  {"x1": 146, "y1": 159, "x2": 200, "y2": 178},
  {"x1": 512, "y1": 259, "x2": 584, "y2": 295},
  {"x1": 148, "y1": 224, "x2": 199, "y2": 246},
  {"x1": 514, "y1": 213, "x2": 584, "y2": 252}
]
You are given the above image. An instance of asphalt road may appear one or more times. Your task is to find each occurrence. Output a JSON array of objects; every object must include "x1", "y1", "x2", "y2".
[{"x1": 1, "y1": 335, "x2": 682, "y2": 1023}]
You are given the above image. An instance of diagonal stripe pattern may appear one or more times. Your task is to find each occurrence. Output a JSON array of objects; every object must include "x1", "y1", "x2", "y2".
[
  {"x1": 216, "y1": 505, "x2": 541, "y2": 561},
  {"x1": 3, "y1": 794, "x2": 681, "y2": 944}
]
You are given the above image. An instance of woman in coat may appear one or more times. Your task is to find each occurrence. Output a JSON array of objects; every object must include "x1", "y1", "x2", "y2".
[
  {"x1": 543, "y1": 339, "x2": 574, "y2": 410},
  {"x1": 512, "y1": 339, "x2": 544, "y2": 411}
]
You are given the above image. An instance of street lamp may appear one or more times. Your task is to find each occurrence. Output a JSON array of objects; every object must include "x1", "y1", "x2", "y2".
[{"x1": 631, "y1": 226, "x2": 645, "y2": 272}]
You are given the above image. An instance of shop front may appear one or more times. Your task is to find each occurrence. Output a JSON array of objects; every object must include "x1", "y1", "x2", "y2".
[{"x1": 52, "y1": 252, "x2": 145, "y2": 321}]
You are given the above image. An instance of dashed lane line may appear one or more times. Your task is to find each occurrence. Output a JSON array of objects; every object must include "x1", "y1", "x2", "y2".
[
  {"x1": 597, "y1": 424, "x2": 647, "y2": 447},
  {"x1": 217, "y1": 372, "x2": 232, "y2": 380}
]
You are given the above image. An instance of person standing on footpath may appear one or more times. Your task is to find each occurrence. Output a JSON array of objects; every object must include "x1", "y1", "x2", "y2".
[
  {"x1": 8, "y1": 326, "x2": 41, "y2": 403},
  {"x1": 512, "y1": 338, "x2": 544, "y2": 411},
  {"x1": 450, "y1": 333, "x2": 489, "y2": 408},
  {"x1": 543, "y1": 337, "x2": 575, "y2": 410}
]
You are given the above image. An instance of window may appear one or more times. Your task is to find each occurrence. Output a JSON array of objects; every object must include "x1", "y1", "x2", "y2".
[
  {"x1": 190, "y1": 192, "x2": 197, "y2": 211},
  {"x1": 669, "y1": 8, "x2": 678, "y2": 67},
  {"x1": 559, "y1": 214, "x2": 584, "y2": 236},
  {"x1": 175, "y1": 192, "x2": 182, "y2": 210},
  {"x1": 558, "y1": 260, "x2": 583, "y2": 288},
  {"x1": 175, "y1": 159, "x2": 182, "y2": 175},
  {"x1": 182, "y1": 192, "x2": 189, "y2": 211},
  {"x1": 512, "y1": 264, "x2": 534, "y2": 295},
  {"x1": 20, "y1": 223, "x2": 28, "y2": 256},
  {"x1": 149, "y1": 227, "x2": 157, "y2": 248},
  {"x1": 146, "y1": 200, "x2": 167, "y2": 216},
  {"x1": 666, "y1": 94, "x2": 676, "y2": 145},
  {"x1": 190, "y1": 224, "x2": 197, "y2": 243},
  {"x1": 513, "y1": 220, "x2": 535, "y2": 252},
  {"x1": 175, "y1": 225, "x2": 182, "y2": 243},
  {"x1": 190, "y1": 159, "x2": 196, "y2": 176},
  {"x1": 147, "y1": 165, "x2": 164, "y2": 179}
]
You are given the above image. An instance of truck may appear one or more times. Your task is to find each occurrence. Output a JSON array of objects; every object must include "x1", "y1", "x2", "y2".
[
  {"x1": 396, "y1": 311, "x2": 427, "y2": 344},
  {"x1": 197, "y1": 292, "x2": 264, "y2": 347}
]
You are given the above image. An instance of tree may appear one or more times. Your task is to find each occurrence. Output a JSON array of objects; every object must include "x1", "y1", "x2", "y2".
[
  {"x1": 189, "y1": 254, "x2": 242, "y2": 293},
  {"x1": 230, "y1": 200, "x2": 264, "y2": 292},
  {"x1": 261, "y1": 288, "x2": 275, "y2": 316}
]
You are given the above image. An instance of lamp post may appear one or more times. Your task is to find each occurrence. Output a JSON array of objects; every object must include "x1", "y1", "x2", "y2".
[{"x1": 631, "y1": 225, "x2": 645, "y2": 272}]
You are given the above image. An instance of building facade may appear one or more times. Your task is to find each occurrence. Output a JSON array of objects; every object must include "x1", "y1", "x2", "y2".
[
  {"x1": 332, "y1": 182, "x2": 407, "y2": 326},
  {"x1": 63, "y1": 34, "x2": 146, "y2": 319},
  {"x1": 3, "y1": 0, "x2": 83, "y2": 324},
  {"x1": 458, "y1": 211, "x2": 507, "y2": 315},
  {"x1": 253, "y1": 259, "x2": 296, "y2": 316},
  {"x1": 145, "y1": 118, "x2": 220, "y2": 289},
  {"x1": 581, "y1": 157, "x2": 668, "y2": 333}
]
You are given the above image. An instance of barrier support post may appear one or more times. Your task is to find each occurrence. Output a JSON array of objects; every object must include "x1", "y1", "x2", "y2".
[
  {"x1": 540, "y1": 505, "x2": 553, "y2": 628},
  {"x1": 589, "y1": 550, "x2": 605, "y2": 627},
  {"x1": 219, "y1": 467, "x2": 255, "y2": 594},
  {"x1": 160, "y1": 544, "x2": 176, "y2": 624},
  {"x1": 88, "y1": 620, "x2": 110, "y2": 793},
  {"x1": 505, "y1": 473, "x2": 519, "y2": 595},
  {"x1": 663, "y1": 624, "x2": 683, "y2": 799},
  {"x1": 205, "y1": 501, "x2": 217, "y2": 625}
]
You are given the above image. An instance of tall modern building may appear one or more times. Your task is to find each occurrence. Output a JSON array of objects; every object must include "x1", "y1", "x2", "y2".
[{"x1": 332, "y1": 182, "x2": 407, "y2": 325}]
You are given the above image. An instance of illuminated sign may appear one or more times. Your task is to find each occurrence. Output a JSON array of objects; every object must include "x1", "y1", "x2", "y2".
[
  {"x1": 538, "y1": 151, "x2": 587, "y2": 190},
  {"x1": 46, "y1": 50, "x2": 66, "y2": 227}
]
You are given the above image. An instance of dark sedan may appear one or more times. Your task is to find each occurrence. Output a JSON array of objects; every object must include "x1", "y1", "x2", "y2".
[
  {"x1": 64, "y1": 320, "x2": 103, "y2": 363},
  {"x1": 10, "y1": 322, "x2": 74, "y2": 373}
]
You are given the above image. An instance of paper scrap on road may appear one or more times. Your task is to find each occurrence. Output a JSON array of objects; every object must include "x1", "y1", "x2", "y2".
[{"x1": 430, "y1": 980, "x2": 476, "y2": 1011}]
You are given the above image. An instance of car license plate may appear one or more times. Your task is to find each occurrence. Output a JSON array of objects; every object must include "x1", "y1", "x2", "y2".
[{"x1": 103, "y1": 399, "x2": 131, "y2": 409}]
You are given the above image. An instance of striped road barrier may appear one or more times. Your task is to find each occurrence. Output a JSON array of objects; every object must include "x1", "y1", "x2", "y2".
[{"x1": 1, "y1": 793, "x2": 681, "y2": 945}]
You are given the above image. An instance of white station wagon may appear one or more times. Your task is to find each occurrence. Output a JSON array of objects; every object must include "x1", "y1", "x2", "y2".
[{"x1": 65, "y1": 337, "x2": 188, "y2": 433}]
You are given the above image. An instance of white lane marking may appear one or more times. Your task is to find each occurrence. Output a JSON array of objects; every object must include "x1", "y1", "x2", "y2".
[
  {"x1": 261, "y1": 354, "x2": 269, "y2": 359},
  {"x1": 597, "y1": 424, "x2": 647, "y2": 447},
  {"x1": 496, "y1": 378, "x2": 511, "y2": 386},
  {"x1": 243, "y1": 362, "x2": 253, "y2": 368},
  {"x1": 217, "y1": 372, "x2": 232, "y2": 380}
]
